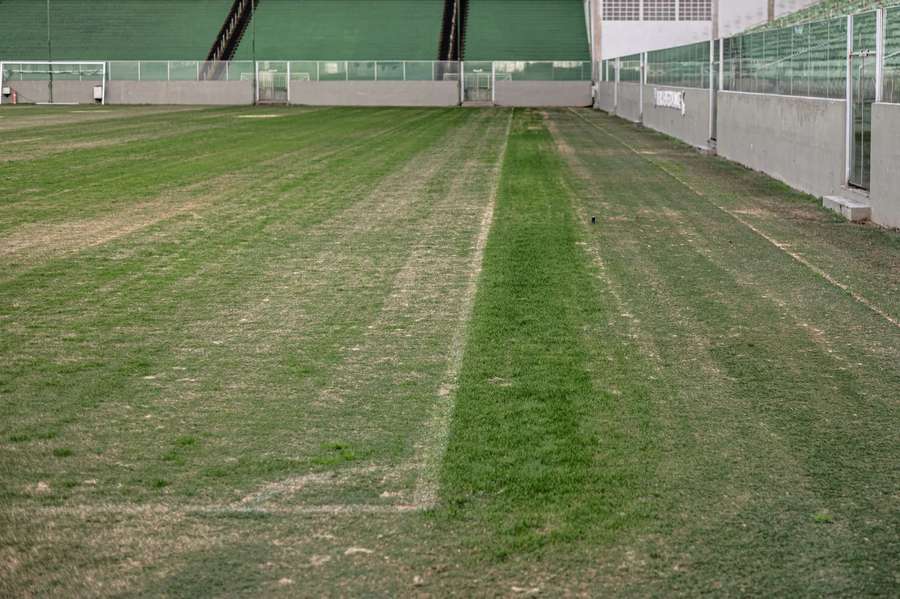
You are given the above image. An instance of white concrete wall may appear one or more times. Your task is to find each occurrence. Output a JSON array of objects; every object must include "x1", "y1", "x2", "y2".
[
  {"x1": 105, "y1": 81, "x2": 253, "y2": 105},
  {"x1": 494, "y1": 81, "x2": 592, "y2": 107},
  {"x1": 869, "y1": 103, "x2": 900, "y2": 229},
  {"x1": 289, "y1": 81, "x2": 458, "y2": 107},
  {"x1": 601, "y1": 20, "x2": 711, "y2": 59},
  {"x1": 595, "y1": 81, "x2": 616, "y2": 112},
  {"x1": 615, "y1": 82, "x2": 642, "y2": 122},
  {"x1": 716, "y1": 91, "x2": 847, "y2": 200},
  {"x1": 642, "y1": 85, "x2": 711, "y2": 149}
]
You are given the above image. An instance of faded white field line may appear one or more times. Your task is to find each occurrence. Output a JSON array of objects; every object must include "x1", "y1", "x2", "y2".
[
  {"x1": 195, "y1": 112, "x2": 497, "y2": 513},
  {"x1": 567, "y1": 108, "x2": 900, "y2": 330},
  {"x1": 410, "y1": 109, "x2": 515, "y2": 509},
  {"x1": 237, "y1": 464, "x2": 417, "y2": 509},
  {"x1": 229, "y1": 110, "x2": 513, "y2": 513},
  {"x1": 2, "y1": 504, "x2": 418, "y2": 517}
]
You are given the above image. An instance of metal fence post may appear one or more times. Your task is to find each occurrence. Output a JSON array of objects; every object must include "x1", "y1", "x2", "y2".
[
  {"x1": 845, "y1": 14, "x2": 854, "y2": 185},
  {"x1": 639, "y1": 53, "x2": 644, "y2": 122},
  {"x1": 460, "y1": 61, "x2": 465, "y2": 104},
  {"x1": 491, "y1": 61, "x2": 496, "y2": 105},
  {"x1": 614, "y1": 57, "x2": 620, "y2": 110},
  {"x1": 876, "y1": 8, "x2": 885, "y2": 103},
  {"x1": 719, "y1": 38, "x2": 724, "y2": 91}
]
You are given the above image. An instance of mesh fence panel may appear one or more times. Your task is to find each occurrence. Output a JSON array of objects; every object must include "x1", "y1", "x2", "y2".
[
  {"x1": 404, "y1": 62, "x2": 436, "y2": 81},
  {"x1": 107, "y1": 61, "x2": 252, "y2": 81},
  {"x1": 723, "y1": 15, "x2": 847, "y2": 98},
  {"x1": 285, "y1": 61, "x2": 452, "y2": 82},
  {"x1": 494, "y1": 61, "x2": 590, "y2": 81},
  {"x1": 2, "y1": 63, "x2": 104, "y2": 81},
  {"x1": 347, "y1": 61, "x2": 375, "y2": 80},
  {"x1": 886, "y1": 6, "x2": 900, "y2": 103},
  {"x1": 618, "y1": 54, "x2": 642, "y2": 82},
  {"x1": 647, "y1": 41, "x2": 710, "y2": 88}
]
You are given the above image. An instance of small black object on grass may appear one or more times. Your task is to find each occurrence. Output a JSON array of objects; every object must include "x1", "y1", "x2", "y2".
[{"x1": 591, "y1": 216, "x2": 597, "y2": 224}]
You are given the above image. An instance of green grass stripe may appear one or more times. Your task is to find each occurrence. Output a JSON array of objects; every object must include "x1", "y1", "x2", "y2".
[{"x1": 438, "y1": 109, "x2": 657, "y2": 559}]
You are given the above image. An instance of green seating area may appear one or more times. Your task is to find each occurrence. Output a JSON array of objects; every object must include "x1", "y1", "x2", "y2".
[
  {"x1": 233, "y1": 0, "x2": 445, "y2": 60},
  {"x1": 463, "y1": 0, "x2": 590, "y2": 60},
  {"x1": 0, "y1": 0, "x2": 232, "y2": 61},
  {"x1": 0, "y1": 0, "x2": 593, "y2": 63}
]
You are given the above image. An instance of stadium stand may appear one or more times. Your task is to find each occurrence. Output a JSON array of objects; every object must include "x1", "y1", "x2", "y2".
[
  {"x1": 462, "y1": 0, "x2": 590, "y2": 60},
  {"x1": 761, "y1": 0, "x2": 900, "y2": 28},
  {"x1": 232, "y1": 0, "x2": 446, "y2": 60},
  {"x1": 0, "y1": 0, "x2": 233, "y2": 60},
  {"x1": 0, "y1": 0, "x2": 592, "y2": 64},
  {"x1": 0, "y1": 0, "x2": 47, "y2": 60}
]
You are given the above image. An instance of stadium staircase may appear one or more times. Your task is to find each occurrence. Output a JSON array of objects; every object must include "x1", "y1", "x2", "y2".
[
  {"x1": 203, "y1": 0, "x2": 259, "y2": 79},
  {"x1": 207, "y1": 0, "x2": 258, "y2": 63},
  {"x1": 439, "y1": 0, "x2": 465, "y2": 60}
]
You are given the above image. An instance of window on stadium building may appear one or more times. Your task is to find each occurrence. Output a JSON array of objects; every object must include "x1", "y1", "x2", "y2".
[
  {"x1": 678, "y1": 0, "x2": 711, "y2": 21},
  {"x1": 643, "y1": 0, "x2": 676, "y2": 21},
  {"x1": 603, "y1": 0, "x2": 641, "y2": 21},
  {"x1": 602, "y1": 0, "x2": 710, "y2": 22}
]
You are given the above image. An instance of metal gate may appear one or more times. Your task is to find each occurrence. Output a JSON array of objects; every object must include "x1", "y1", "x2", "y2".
[
  {"x1": 256, "y1": 61, "x2": 288, "y2": 104},
  {"x1": 849, "y1": 52, "x2": 876, "y2": 189},
  {"x1": 848, "y1": 13, "x2": 878, "y2": 190},
  {"x1": 463, "y1": 61, "x2": 493, "y2": 103}
]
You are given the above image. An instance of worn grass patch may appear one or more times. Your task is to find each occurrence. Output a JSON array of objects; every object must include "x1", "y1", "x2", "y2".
[{"x1": 1, "y1": 106, "x2": 897, "y2": 597}]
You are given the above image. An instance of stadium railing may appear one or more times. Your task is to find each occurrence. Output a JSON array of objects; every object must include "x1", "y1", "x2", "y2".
[
  {"x1": 91, "y1": 60, "x2": 592, "y2": 83},
  {"x1": 104, "y1": 60, "x2": 468, "y2": 82},
  {"x1": 600, "y1": 5, "x2": 899, "y2": 104}
]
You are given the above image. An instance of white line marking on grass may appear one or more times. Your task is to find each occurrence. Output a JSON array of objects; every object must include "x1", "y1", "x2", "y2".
[
  {"x1": 410, "y1": 109, "x2": 515, "y2": 510},
  {"x1": 237, "y1": 114, "x2": 285, "y2": 119},
  {"x1": 3, "y1": 504, "x2": 419, "y2": 517},
  {"x1": 567, "y1": 108, "x2": 900, "y2": 331}
]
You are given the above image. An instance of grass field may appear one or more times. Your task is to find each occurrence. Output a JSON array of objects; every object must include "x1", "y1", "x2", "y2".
[{"x1": 1, "y1": 105, "x2": 898, "y2": 597}]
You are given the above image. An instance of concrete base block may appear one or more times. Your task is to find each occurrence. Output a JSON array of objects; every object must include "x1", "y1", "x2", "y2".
[{"x1": 823, "y1": 196, "x2": 872, "y2": 222}]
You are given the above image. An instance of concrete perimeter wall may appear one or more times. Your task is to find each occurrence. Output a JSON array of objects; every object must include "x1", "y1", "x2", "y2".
[
  {"x1": 6, "y1": 80, "x2": 98, "y2": 104},
  {"x1": 616, "y1": 83, "x2": 642, "y2": 122},
  {"x1": 716, "y1": 91, "x2": 846, "y2": 200},
  {"x1": 642, "y1": 85, "x2": 711, "y2": 150},
  {"x1": 106, "y1": 81, "x2": 253, "y2": 105},
  {"x1": 595, "y1": 81, "x2": 616, "y2": 112},
  {"x1": 289, "y1": 81, "x2": 458, "y2": 107},
  {"x1": 493, "y1": 81, "x2": 591, "y2": 107},
  {"x1": 870, "y1": 103, "x2": 900, "y2": 229}
]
